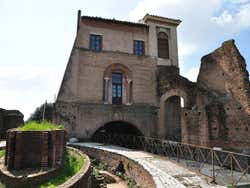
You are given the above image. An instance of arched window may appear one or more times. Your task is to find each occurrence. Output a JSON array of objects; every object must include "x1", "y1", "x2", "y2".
[
  {"x1": 103, "y1": 64, "x2": 133, "y2": 105},
  {"x1": 157, "y1": 32, "x2": 169, "y2": 59}
]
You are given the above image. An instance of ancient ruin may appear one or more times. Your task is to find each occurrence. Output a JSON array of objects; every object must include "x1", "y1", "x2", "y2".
[
  {"x1": 0, "y1": 108, "x2": 24, "y2": 139},
  {"x1": 54, "y1": 11, "x2": 250, "y2": 151}
]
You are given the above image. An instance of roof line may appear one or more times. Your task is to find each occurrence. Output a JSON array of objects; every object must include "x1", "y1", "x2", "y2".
[{"x1": 81, "y1": 16, "x2": 148, "y2": 28}]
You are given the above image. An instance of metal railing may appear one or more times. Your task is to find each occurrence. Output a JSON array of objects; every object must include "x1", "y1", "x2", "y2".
[{"x1": 92, "y1": 134, "x2": 250, "y2": 187}]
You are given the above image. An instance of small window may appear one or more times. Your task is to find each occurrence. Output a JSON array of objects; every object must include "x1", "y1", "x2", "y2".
[
  {"x1": 133, "y1": 40, "x2": 144, "y2": 56},
  {"x1": 157, "y1": 32, "x2": 169, "y2": 59},
  {"x1": 90, "y1": 34, "x2": 102, "y2": 52}
]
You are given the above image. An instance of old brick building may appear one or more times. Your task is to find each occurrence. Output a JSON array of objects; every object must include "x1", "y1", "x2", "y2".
[{"x1": 54, "y1": 11, "x2": 250, "y2": 151}]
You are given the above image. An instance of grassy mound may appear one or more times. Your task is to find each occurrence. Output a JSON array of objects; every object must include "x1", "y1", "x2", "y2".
[
  {"x1": 18, "y1": 121, "x2": 63, "y2": 131},
  {"x1": 38, "y1": 150, "x2": 84, "y2": 188}
]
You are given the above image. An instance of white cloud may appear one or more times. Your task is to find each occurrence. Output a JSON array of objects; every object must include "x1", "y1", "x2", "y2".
[
  {"x1": 0, "y1": 66, "x2": 63, "y2": 120},
  {"x1": 181, "y1": 67, "x2": 200, "y2": 82},
  {"x1": 179, "y1": 43, "x2": 197, "y2": 56},
  {"x1": 231, "y1": 0, "x2": 249, "y2": 4},
  {"x1": 130, "y1": 0, "x2": 250, "y2": 81},
  {"x1": 211, "y1": 3, "x2": 250, "y2": 31}
]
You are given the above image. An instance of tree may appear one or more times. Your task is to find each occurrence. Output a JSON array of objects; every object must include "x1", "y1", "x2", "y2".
[{"x1": 27, "y1": 102, "x2": 53, "y2": 122}]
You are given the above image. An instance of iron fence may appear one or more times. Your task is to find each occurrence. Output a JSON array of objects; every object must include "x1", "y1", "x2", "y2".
[{"x1": 92, "y1": 134, "x2": 250, "y2": 187}]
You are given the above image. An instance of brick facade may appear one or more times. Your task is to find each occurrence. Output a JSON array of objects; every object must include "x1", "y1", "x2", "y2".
[{"x1": 54, "y1": 11, "x2": 250, "y2": 151}]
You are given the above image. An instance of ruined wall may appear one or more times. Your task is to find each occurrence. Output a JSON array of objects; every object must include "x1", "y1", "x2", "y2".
[
  {"x1": 197, "y1": 40, "x2": 250, "y2": 150},
  {"x1": 0, "y1": 108, "x2": 24, "y2": 139},
  {"x1": 164, "y1": 96, "x2": 181, "y2": 141},
  {"x1": 0, "y1": 109, "x2": 4, "y2": 137},
  {"x1": 6, "y1": 129, "x2": 66, "y2": 170},
  {"x1": 157, "y1": 40, "x2": 250, "y2": 150},
  {"x1": 156, "y1": 66, "x2": 214, "y2": 145}
]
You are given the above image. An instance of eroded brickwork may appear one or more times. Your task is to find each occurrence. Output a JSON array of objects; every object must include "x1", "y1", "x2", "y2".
[
  {"x1": 5, "y1": 129, "x2": 66, "y2": 170},
  {"x1": 198, "y1": 40, "x2": 250, "y2": 150},
  {"x1": 0, "y1": 108, "x2": 24, "y2": 139},
  {"x1": 156, "y1": 40, "x2": 250, "y2": 150}
]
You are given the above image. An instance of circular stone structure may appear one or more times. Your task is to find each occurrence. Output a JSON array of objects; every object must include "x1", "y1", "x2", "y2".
[{"x1": 5, "y1": 128, "x2": 66, "y2": 170}]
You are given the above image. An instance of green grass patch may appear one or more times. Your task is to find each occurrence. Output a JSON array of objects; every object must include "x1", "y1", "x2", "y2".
[
  {"x1": 0, "y1": 150, "x2": 5, "y2": 158},
  {"x1": 18, "y1": 121, "x2": 64, "y2": 131},
  {"x1": 38, "y1": 150, "x2": 84, "y2": 188}
]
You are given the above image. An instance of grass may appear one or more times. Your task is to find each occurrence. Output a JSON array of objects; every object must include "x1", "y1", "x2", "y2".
[
  {"x1": 0, "y1": 150, "x2": 5, "y2": 158},
  {"x1": 18, "y1": 121, "x2": 64, "y2": 131},
  {"x1": 38, "y1": 150, "x2": 84, "y2": 188}
]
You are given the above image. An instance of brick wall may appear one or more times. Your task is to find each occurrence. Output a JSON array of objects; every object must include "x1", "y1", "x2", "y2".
[
  {"x1": 0, "y1": 109, "x2": 24, "y2": 139},
  {"x1": 5, "y1": 129, "x2": 66, "y2": 170},
  {"x1": 54, "y1": 102, "x2": 158, "y2": 139}
]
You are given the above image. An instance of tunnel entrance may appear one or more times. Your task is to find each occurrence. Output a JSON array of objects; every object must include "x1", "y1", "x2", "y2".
[{"x1": 92, "y1": 121, "x2": 143, "y2": 141}]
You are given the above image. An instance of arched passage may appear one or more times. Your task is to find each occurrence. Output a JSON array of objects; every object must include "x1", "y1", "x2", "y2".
[
  {"x1": 91, "y1": 121, "x2": 143, "y2": 141},
  {"x1": 159, "y1": 89, "x2": 188, "y2": 141}
]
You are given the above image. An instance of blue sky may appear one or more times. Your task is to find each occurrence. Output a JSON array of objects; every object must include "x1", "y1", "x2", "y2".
[{"x1": 0, "y1": 0, "x2": 249, "y2": 119}]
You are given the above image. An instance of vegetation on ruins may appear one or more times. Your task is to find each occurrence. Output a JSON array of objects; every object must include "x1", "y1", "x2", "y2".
[
  {"x1": 91, "y1": 159, "x2": 141, "y2": 188},
  {"x1": 18, "y1": 121, "x2": 63, "y2": 131},
  {"x1": 0, "y1": 150, "x2": 5, "y2": 158},
  {"x1": 38, "y1": 149, "x2": 84, "y2": 188}
]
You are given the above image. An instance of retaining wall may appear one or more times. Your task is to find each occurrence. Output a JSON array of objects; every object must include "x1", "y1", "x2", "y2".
[{"x1": 72, "y1": 144, "x2": 156, "y2": 188}]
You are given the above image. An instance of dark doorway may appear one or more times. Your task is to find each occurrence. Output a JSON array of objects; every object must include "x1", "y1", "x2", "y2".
[
  {"x1": 164, "y1": 96, "x2": 183, "y2": 142},
  {"x1": 112, "y1": 73, "x2": 122, "y2": 104},
  {"x1": 92, "y1": 121, "x2": 143, "y2": 140}
]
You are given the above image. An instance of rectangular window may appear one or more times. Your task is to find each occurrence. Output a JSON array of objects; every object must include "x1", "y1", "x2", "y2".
[
  {"x1": 90, "y1": 34, "x2": 102, "y2": 52},
  {"x1": 133, "y1": 40, "x2": 144, "y2": 56},
  {"x1": 112, "y1": 73, "x2": 122, "y2": 104}
]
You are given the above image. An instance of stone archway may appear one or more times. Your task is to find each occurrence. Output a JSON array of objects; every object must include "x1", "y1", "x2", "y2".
[
  {"x1": 91, "y1": 121, "x2": 143, "y2": 141},
  {"x1": 158, "y1": 89, "x2": 188, "y2": 141}
]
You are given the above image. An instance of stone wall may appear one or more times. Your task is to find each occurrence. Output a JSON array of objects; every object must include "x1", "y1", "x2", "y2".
[
  {"x1": 5, "y1": 129, "x2": 66, "y2": 170},
  {"x1": 72, "y1": 144, "x2": 156, "y2": 188},
  {"x1": 0, "y1": 108, "x2": 24, "y2": 139},
  {"x1": 54, "y1": 102, "x2": 158, "y2": 139}
]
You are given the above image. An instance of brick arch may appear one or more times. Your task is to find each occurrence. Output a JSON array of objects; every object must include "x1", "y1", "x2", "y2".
[
  {"x1": 160, "y1": 89, "x2": 188, "y2": 108},
  {"x1": 158, "y1": 88, "x2": 189, "y2": 139},
  {"x1": 103, "y1": 63, "x2": 132, "y2": 80}
]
